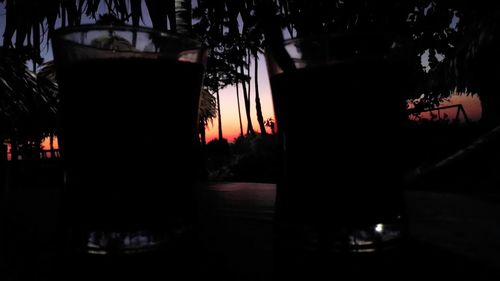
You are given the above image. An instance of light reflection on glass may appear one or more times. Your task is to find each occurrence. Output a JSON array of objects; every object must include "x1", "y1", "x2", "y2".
[{"x1": 86, "y1": 231, "x2": 170, "y2": 255}]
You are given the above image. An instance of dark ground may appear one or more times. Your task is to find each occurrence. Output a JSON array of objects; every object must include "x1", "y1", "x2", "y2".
[{"x1": 1, "y1": 177, "x2": 500, "y2": 280}]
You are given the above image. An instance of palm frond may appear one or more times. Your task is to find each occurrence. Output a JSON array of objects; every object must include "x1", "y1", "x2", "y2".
[{"x1": 199, "y1": 89, "x2": 217, "y2": 128}]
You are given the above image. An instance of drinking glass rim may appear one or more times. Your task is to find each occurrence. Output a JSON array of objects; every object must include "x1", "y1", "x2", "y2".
[
  {"x1": 265, "y1": 32, "x2": 409, "y2": 75},
  {"x1": 276, "y1": 32, "x2": 403, "y2": 47},
  {"x1": 52, "y1": 24, "x2": 203, "y2": 53}
]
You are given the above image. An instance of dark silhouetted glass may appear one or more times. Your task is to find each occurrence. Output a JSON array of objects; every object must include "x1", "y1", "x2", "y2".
[
  {"x1": 52, "y1": 25, "x2": 206, "y2": 260},
  {"x1": 266, "y1": 34, "x2": 410, "y2": 260}
]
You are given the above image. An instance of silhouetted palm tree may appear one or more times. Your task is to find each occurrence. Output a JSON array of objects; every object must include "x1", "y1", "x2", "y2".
[
  {"x1": 199, "y1": 89, "x2": 217, "y2": 146},
  {"x1": 253, "y1": 53, "x2": 266, "y2": 135},
  {"x1": 235, "y1": 81, "x2": 244, "y2": 137},
  {"x1": 4, "y1": 0, "x2": 493, "y2": 141},
  {"x1": 36, "y1": 60, "x2": 59, "y2": 156},
  {"x1": 427, "y1": 3, "x2": 500, "y2": 127},
  {"x1": 239, "y1": 61, "x2": 254, "y2": 135},
  {"x1": 0, "y1": 48, "x2": 58, "y2": 160}
]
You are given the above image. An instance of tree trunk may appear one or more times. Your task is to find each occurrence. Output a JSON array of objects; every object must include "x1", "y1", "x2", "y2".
[
  {"x1": 63, "y1": 0, "x2": 79, "y2": 26},
  {"x1": 175, "y1": 0, "x2": 192, "y2": 34},
  {"x1": 216, "y1": 89, "x2": 223, "y2": 140},
  {"x1": 476, "y1": 52, "x2": 500, "y2": 128},
  {"x1": 15, "y1": 22, "x2": 28, "y2": 49},
  {"x1": 130, "y1": 0, "x2": 142, "y2": 27},
  {"x1": 105, "y1": 0, "x2": 113, "y2": 14},
  {"x1": 240, "y1": 63, "x2": 255, "y2": 135},
  {"x1": 61, "y1": 5, "x2": 66, "y2": 28},
  {"x1": 254, "y1": 53, "x2": 267, "y2": 135},
  {"x1": 478, "y1": 86, "x2": 500, "y2": 128},
  {"x1": 246, "y1": 51, "x2": 252, "y2": 109},
  {"x1": 236, "y1": 81, "x2": 244, "y2": 137},
  {"x1": 33, "y1": 23, "x2": 40, "y2": 71},
  {"x1": 49, "y1": 133, "x2": 55, "y2": 158},
  {"x1": 3, "y1": 0, "x2": 15, "y2": 47},
  {"x1": 145, "y1": 0, "x2": 175, "y2": 32}
]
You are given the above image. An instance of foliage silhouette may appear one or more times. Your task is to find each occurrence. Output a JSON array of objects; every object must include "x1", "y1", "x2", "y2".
[
  {"x1": 1, "y1": 0, "x2": 500, "y2": 163},
  {"x1": 206, "y1": 134, "x2": 278, "y2": 183}
]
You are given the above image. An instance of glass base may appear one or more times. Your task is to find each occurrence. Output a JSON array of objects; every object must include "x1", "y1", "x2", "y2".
[
  {"x1": 277, "y1": 217, "x2": 404, "y2": 254},
  {"x1": 79, "y1": 225, "x2": 192, "y2": 255},
  {"x1": 326, "y1": 222, "x2": 402, "y2": 253},
  {"x1": 84, "y1": 231, "x2": 168, "y2": 255}
]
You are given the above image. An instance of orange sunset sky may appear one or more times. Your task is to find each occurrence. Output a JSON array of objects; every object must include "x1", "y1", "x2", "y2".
[
  {"x1": 205, "y1": 54, "x2": 483, "y2": 143},
  {"x1": 0, "y1": 3, "x2": 483, "y2": 147},
  {"x1": 204, "y1": 54, "x2": 276, "y2": 142},
  {"x1": 38, "y1": 58, "x2": 482, "y2": 150}
]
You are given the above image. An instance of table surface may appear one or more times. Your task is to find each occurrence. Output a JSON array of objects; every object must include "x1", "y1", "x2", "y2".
[{"x1": 2, "y1": 181, "x2": 500, "y2": 280}]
